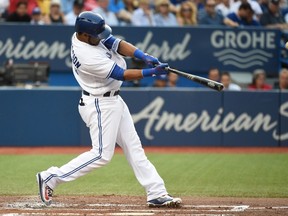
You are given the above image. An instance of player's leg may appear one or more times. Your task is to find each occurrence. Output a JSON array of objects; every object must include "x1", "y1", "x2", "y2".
[
  {"x1": 116, "y1": 97, "x2": 181, "y2": 207},
  {"x1": 37, "y1": 96, "x2": 122, "y2": 205}
]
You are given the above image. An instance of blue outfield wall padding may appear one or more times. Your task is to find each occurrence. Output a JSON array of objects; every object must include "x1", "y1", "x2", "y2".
[
  {"x1": 280, "y1": 92, "x2": 288, "y2": 146},
  {"x1": 0, "y1": 88, "x2": 83, "y2": 146},
  {"x1": 222, "y1": 91, "x2": 280, "y2": 147},
  {"x1": 121, "y1": 89, "x2": 223, "y2": 146},
  {"x1": 0, "y1": 88, "x2": 287, "y2": 147}
]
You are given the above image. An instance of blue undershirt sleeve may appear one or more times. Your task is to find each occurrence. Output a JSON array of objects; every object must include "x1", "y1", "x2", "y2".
[{"x1": 109, "y1": 64, "x2": 125, "y2": 81}]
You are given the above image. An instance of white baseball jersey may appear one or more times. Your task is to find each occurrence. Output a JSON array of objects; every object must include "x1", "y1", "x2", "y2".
[
  {"x1": 71, "y1": 33, "x2": 126, "y2": 96},
  {"x1": 39, "y1": 33, "x2": 168, "y2": 201}
]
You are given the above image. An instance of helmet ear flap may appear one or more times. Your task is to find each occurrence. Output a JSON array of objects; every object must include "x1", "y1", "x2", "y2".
[
  {"x1": 98, "y1": 25, "x2": 112, "y2": 40},
  {"x1": 75, "y1": 11, "x2": 111, "y2": 39}
]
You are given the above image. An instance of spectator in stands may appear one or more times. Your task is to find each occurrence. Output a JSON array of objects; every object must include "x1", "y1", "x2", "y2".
[
  {"x1": 170, "y1": 0, "x2": 186, "y2": 5},
  {"x1": 60, "y1": 0, "x2": 74, "y2": 15},
  {"x1": 194, "y1": 0, "x2": 205, "y2": 11},
  {"x1": 260, "y1": 0, "x2": 288, "y2": 29},
  {"x1": 226, "y1": 2, "x2": 261, "y2": 26},
  {"x1": 92, "y1": 0, "x2": 119, "y2": 26},
  {"x1": 167, "y1": 72, "x2": 179, "y2": 87},
  {"x1": 117, "y1": 0, "x2": 136, "y2": 25},
  {"x1": 220, "y1": 71, "x2": 241, "y2": 91},
  {"x1": 8, "y1": 0, "x2": 37, "y2": 16},
  {"x1": 44, "y1": 0, "x2": 66, "y2": 24},
  {"x1": 109, "y1": 0, "x2": 125, "y2": 14},
  {"x1": 274, "y1": 68, "x2": 288, "y2": 90},
  {"x1": 229, "y1": 0, "x2": 263, "y2": 20},
  {"x1": 6, "y1": 1, "x2": 31, "y2": 22},
  {"x1": 176, "y1": 1, "x2": 198, "y2": 26},
  {"x1": 65, "y1": 0, "x2": 84, "y2": 25},
  {"x1": 36, "y1": 0, "x2": 51, "y2": 16},
  {"x1": 208, "y1": 67, "x2": 220, "y2": 82},
  {"x1": 248, "y1": 69, "x2": 272, "y2": 90},
  {"x1": 131, "y1": 0, "x2": 156, "y2": 26},
  {"x1": 154, "y1": 0, "x2": 179, "y2": 26},
  {"x1": 198, "y1": 0, "x2": 238, "y2": 26},
  {"x1": 153, "y1": 75, "x2": 168, "y2": 87},
  {"x1": 148, "y1": 70, "x2": 179, "y2": 88},
  {"x1": 215, "y1": 0, "x2": 231, "y2": 16},
  {"x1": 84, "y1": 0, "x2": 99, "y2": 11},
  {"x1": 0, "y1": 0, "x2": 9, "y2": 21},
  {"x1": 30, "y1": 7, "x2": 45, "y2": 24},
  {"x1": 259, "y1": 0, "x2": 270, "y2": 13}
]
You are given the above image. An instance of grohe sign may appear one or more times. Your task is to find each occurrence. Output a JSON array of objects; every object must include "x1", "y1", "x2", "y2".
[{"x1": 0, "y1": 25, "x2": 281, "y2": 75}]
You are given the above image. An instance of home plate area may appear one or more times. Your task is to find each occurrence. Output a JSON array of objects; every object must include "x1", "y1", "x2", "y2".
[{"x1": 1, "y1": 195, "x2": 288, "y2": 216}]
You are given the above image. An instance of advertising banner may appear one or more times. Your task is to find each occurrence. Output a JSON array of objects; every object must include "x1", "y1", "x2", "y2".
[
  {"x1": 221, "y1": 91, "x2": 280, "y2": 146},
  {"x1": 122, "y1": 90, "x2": 283, "y2": 147},
  {"x1": 0, "y1": 25, "x2": 281, "y2": 75},
  {"x1": 0, "y1": 88, "x2": 286, "y2": 147},
  {"x1": 122, "y1": 90, "x2": 223, "y2": 146},
  {"x1": 280, "y1": 92, "x2": 288, "y2": 146}
]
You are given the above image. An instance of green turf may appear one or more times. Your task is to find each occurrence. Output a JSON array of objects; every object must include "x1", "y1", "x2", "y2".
[{"x1": 0, "y1": 153, "x2": 287, "y2": 197}]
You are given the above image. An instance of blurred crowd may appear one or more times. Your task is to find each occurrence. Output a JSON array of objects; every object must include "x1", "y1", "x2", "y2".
[
  {"x1": 207, "y1": 67, "x2": 288, "y2": 91},
  {"x1": 149, "y1": 67, "x2": 288, "y2": 90},
  {"x1": 0, "y1": 0, "x2": 288, "y2": 28}
]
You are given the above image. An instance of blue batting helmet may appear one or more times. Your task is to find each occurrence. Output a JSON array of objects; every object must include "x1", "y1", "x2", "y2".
[{"x1": 75, "y1": 11, "x2": 111, "y2": 39}]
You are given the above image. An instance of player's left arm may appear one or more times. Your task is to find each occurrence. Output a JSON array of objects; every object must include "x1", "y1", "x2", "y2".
[{"x1": 103, "y1": 36, "x2": 160, "y2": 67}]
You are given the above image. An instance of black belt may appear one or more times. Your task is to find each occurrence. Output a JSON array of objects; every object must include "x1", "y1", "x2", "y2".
[{"x1": 83, "y1": 90, "x2": 120, "y2": 97}]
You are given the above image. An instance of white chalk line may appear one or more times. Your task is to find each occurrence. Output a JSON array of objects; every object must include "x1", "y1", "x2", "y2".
[
  {"x1": 249, "y1": 206, "x2": 288, "y2": 210},
  {"x1": 4, "y1": 202, "x2": 247, "y2": 211}
]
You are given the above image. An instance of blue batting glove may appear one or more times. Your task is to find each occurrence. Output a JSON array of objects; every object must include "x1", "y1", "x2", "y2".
[
  {"x1": 134, "y1": 49, "x2": 160, "y2": 67},
  {"x1": 142, "y1": 63, "x2": 169, "y2": 77}
]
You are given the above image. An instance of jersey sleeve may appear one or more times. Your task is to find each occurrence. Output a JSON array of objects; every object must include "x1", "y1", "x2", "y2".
[{"x1": 102, "y1": 35, "x2": 121, "y2": 53}]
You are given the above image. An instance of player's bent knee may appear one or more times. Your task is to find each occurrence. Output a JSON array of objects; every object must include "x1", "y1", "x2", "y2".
[{"x1": 90, "y1": 148, "x2": 114, "y2": 165}]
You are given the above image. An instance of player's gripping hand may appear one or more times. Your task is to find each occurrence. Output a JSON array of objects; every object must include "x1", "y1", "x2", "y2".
[
  {"x1": 142, "y1": 63, "x2": 169, "y2": 77},
  {"x1": 134, "y1": 49, "x2": 160, "y2": 67}
]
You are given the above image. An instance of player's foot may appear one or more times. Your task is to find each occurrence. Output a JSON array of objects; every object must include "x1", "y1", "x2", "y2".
[
  {"x1": 147, "y1": 194, "x2": 182, "y2": 208},
  {"x1": 36, "y1": 172, "x2": 53, "y2": 206}
]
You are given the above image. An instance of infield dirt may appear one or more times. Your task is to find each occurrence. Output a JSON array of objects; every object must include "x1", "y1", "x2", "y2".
[{"x1": 1, "y1": 195, "x2": 288, "y2": 215}]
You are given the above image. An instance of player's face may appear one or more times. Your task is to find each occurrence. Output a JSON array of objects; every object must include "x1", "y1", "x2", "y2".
[
  {"x1": 77, "y1": 33, "x2": 101, "y2": 46},
  {"x1": 88, "y1": 35, "x2": 101, "y2": 46}
]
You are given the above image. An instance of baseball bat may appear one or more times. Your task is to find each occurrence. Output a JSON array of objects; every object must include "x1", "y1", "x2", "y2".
[{"x1": 167, "y1": 67, "x2": 224, "y2": 92}]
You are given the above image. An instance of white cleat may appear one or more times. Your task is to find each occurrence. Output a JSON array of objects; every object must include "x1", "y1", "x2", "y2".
[
  {"x1": 36, "y1": 172, "x2": 53, "y2": 206},
  {"x1": 147, "y1": 194, "x2": 182, "y2": 208}
]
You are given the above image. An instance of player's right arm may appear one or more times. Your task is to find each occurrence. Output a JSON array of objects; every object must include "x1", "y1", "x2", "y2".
[
  {"x1": 103, "y1": 36, "x2": 161, "y2": 67},
  {"x1": 103, "y1": 36, "x2": 168, "y2": 81}
]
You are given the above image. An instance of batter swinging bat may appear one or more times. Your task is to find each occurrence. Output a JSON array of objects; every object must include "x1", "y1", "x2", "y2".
[{"x1": 167, "y1": 67, "x2": 224, "y2": 92}]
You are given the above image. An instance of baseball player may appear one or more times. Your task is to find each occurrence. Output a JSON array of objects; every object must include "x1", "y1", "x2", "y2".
[{"x1": 36, "y1": 11, "x2": 182, "y2": 208}]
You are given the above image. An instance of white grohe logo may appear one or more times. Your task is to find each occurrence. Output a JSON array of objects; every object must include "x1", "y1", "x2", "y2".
[
  {"x1": 132, "y1": 97, "x2": 288, "y2": 141},
  {"x1": 211, "y1": 30, "x2": 275, "y2": 69}
]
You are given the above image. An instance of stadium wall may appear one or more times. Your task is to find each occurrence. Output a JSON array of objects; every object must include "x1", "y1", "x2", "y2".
[{"x1": 0, "y1": 88, "x2": 287, "y2": 147}]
